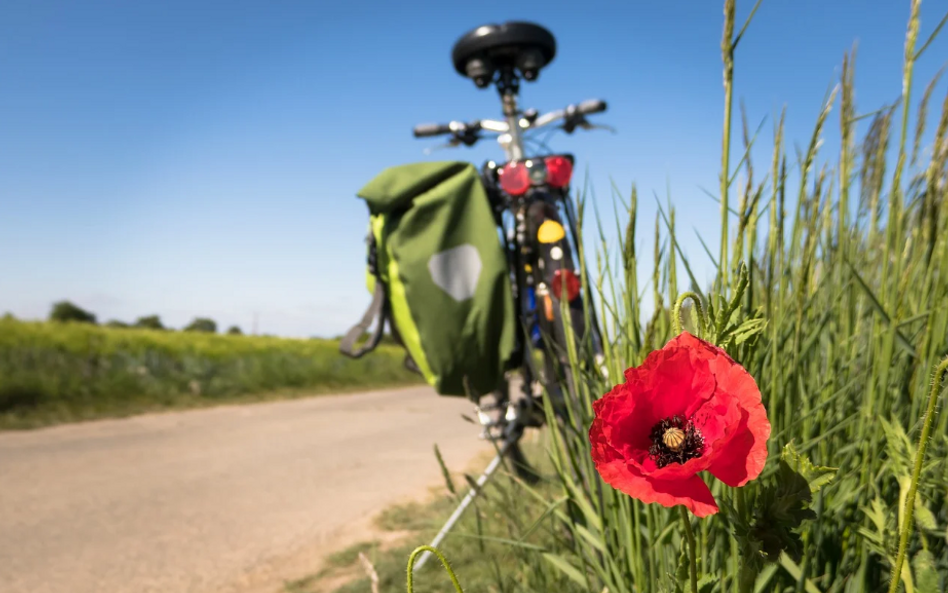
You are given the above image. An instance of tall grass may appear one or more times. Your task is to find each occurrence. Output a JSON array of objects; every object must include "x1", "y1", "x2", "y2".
[
  {"x1": 541, "y1": 0, "x2": 948, "y2": 590},
  {"x1": 414, "y1": 0, "x2": 948, "y2": 591},
  {"x1": 0, "y1": 318, "x2": 419, "y2": 429}
]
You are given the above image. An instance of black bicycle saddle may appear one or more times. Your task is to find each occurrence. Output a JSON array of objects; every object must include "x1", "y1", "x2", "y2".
[{"x1": 451, "y1": 22, "x2": 557, "y2": 87}]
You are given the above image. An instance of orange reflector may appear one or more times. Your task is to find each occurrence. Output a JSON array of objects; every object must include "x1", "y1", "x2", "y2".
[
  {"x1": 543, "y1": 293, "x2": 555, "y2": 321},
  {"x1": 537, "y1": 220, "x2": 565, "y2": 244}
]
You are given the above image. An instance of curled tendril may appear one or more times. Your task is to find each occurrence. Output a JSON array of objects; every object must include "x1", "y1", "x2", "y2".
[
  {"x1": 407, "y1": 545, "x2": 464, "y2": 593},
  {"x1": 673, "y1": 291, "x2": 707, "y2": 337}
]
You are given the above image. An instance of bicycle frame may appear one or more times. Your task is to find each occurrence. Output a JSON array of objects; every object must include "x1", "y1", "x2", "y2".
[
  {"x1": 412, "y1": 38, "x2": 608, "y2": 574},
  {"x1": 413, "y1": 70, "x2": 609, "y2": 433}
]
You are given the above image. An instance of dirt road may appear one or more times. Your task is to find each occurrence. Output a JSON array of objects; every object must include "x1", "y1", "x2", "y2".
[{"x1": 0, "y1": 387, "x2": 492, "y2": 593}]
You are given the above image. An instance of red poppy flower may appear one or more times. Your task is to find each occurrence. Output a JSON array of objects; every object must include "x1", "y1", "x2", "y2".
[{"x1": 589, "y1": 332, "x2": 770, "y2": 517}]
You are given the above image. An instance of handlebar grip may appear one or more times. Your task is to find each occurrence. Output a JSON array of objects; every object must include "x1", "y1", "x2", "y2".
[
  {"x1": 577, "y1": 99, "x2": 607, "y2": 115},
  {"x1": 413, "y1": 123, "x2": 452, "y2": 138}
]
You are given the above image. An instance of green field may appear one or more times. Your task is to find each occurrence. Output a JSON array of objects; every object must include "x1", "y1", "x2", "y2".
[{"x1": 0, "y1": 318, "x2": 421, "y2": 429}]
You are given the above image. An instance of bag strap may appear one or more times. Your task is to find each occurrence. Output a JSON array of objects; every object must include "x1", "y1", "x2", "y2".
[
  {"x1": 339, "y1": 281, "x2": 387, "y2": 358},
  {"x1": 340, "y1": 232, "x2": 387, "y2": 359}
]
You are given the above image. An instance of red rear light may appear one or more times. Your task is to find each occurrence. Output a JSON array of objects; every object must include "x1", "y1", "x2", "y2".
[
  {"x1": 545, "y1": 155, "x2": 573, "y2": 188},
  {"x1": 498, "y1": 161, "x2": 530, "y2": 196},
  {"x1": 551, "y1": 269, "x2": 581, "y2": 302}
]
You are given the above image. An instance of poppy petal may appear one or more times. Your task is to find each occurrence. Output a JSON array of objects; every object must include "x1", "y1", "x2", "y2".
[
  {"x1": 594, "y1": 383, "x2": 654, "y2": 455},
  {"x1": 643, "y1": 348, "x2": 716, "y2": 421},
  {"x1": 592, "y1": 455, "x2": 719, "y2": 517},
  {"x1": 705, "y1": 347, "x2": 771, "y2": 486}
]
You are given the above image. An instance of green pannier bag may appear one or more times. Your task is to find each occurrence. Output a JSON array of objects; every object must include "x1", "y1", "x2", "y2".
[{"x1": 339, "y1": 161, "x2": 516, "y2": 397}]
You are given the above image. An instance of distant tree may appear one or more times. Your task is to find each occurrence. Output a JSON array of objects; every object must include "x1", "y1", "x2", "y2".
[
  {"x1": 184, "y1": 317, "x2": 217, "y2": 333},
  {"x1": 49, "y1": 301, "x2": 97, "y2": 324},
  {"x1": 135, "y1": 315, "x2": 165, "y2": 330},
  {"x1": 2, "y1": 312, "x2": 15, "y2": 321},
  {"x1": 106, "y1": 320, "x2": 130, "y2": 328},
  {"x1": 226, "y1": 325, "x2": 243, "y2": 335}
]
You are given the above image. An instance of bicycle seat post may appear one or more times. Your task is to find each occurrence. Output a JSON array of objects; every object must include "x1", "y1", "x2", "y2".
[{"x1": 496, "y1": 67, "x2": 525, "y2": 161}]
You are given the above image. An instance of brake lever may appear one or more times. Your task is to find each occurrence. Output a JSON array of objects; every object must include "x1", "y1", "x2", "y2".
[
  {"x1": 562, "y1": 112, "x2": 587, "y2": 134},
  {"x1": 578, "y1": 121, "x2": 617, "y2": 134},
  {"x1": 562, "y1": 114, "x2": 615, "y2": 135},
  {"x1": 423, "y1": 138, "x2": 462, "y2": 155}
]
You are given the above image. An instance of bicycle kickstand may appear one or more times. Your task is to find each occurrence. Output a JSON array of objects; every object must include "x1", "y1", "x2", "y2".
[{"x1": 411, "y1": 429, "x2": 519, "y2": 573}]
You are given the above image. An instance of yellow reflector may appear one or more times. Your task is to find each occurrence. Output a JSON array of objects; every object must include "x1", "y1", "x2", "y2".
[
  {"x1": 543, "y1": 294, "x2": 555, "y2": 321},
  {"x1": 537, "y1": 220, "x2": 565, "y2": 244}
]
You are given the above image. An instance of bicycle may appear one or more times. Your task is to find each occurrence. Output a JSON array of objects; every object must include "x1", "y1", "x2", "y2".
[
  {"x1": 412, "y1": 21, "x2": 611, "y2": 479},
  {"x1": 408, "y1": 22, "x2": 612, "y2": 569}
]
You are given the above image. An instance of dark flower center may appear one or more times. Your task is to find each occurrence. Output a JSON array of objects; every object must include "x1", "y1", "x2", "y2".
[{"x1": 648, "y1": 415, "x2": 704, "y2": 468}]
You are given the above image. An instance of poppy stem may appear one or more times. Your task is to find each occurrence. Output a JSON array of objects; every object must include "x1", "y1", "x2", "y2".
[
  {"x1": 679, "y1": 506, "x2": 699, "y2": 593},
  {"x1": 887, "y1": 356, "x2": 948, "y2": 593},
  {"x1": 734, "y1": 487, "x2": 757, "y2": 593}
]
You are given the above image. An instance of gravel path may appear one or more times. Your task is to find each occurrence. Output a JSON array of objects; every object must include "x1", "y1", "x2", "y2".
[{"x1": 0, "y1": 386, "x2": 490, "y2": 593}]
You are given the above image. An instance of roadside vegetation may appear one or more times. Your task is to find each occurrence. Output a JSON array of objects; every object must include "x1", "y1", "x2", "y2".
[{"x1": 0, "y1": 317, "x2": 420, "y2": 429}]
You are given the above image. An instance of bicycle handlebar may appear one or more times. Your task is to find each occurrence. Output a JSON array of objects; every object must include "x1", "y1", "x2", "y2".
[
  {"x1": 533, "y1": 99, "x2": 608, "y2": 128},
  {"x1": 413, "y1": 99, "x2": 607, "y2": 140},
  {"x1": 576, "y1": 99, "x2": 607, "y2": 115},
  {"x1": 413, "y1": 123, "x2": 453, "y2": 138}
]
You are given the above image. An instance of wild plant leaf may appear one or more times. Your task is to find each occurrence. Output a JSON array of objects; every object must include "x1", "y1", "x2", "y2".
[
  {"x1": 674, "y1": 539, "x2": 689, "y2": 593},
  {"x1": 780, "y1": 443, "x2": 839, "y2": 493},
  {"x1": 859, "y1": 498, "x2": 896, "y2": 561},
  {"x1": 561, "y1": 478, "x2": 603, "y2": 532},
  {"x1": 845, "y1": 260, "x2": 917, "y2": 357},
  {"x1": 516, "y1": 496, "x2": 568, "y2": 545},
  {"x1": 671, "y1": 547, "x2": 716, "y2": 593},
  {"x1": 753, "y1": 563, "x2": 780, "y2": 593},
  {"x1": 913, "y1": 549, "x2": 938, "y2": 593},
  {"x1": 862, "y1": 497, "x2": 889, "y2": 536},
  {"x1": 724, "y1": 315, "x2": 768, "y2": 346},
  {"x1": 778, "y1": 552, "x2": 825, "y2": 593},
  {"x1": 463, "y1": 474, "x2": 486, "y2": 500},
  {"x1": 697, "y1": 574, "x2": 716, "y2": 593},
  {"x1": 913, "y1": 496, "x2": 938, "y2": 531},
  {"x1": 542, "y1": 553, "x2": 587, "y2": 587},
  {"x1": 656, "y1": 518, "x2": 679, "y2": 546},
  {"x1": 830, "y1": 475, "x2": 864, "y2": 508},
  {"x1": 574, "y1": 524, "x2": 606, "y2": 553},
  {"x1": 433, "y1": 444, "x2": 457, "y2": 498},
  {"x1": 880, "y1": 417, "x2": 916, "y2": 476},
  {"x1": 739, "y1": 461, "x2": 817, "y2": 564}
]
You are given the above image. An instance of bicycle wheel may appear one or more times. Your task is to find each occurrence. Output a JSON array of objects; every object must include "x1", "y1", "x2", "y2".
[
  {"x1": 525, "y1": 197, "x2": 600, "y2": 418},
  {"x1": 524, "y1": 196, "x2": 605, "y2": 535}
]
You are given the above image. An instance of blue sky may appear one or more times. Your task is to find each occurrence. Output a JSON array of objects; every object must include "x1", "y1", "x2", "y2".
[{"x1": 1, "y1": 0, "x2": 946, "y2": 337}]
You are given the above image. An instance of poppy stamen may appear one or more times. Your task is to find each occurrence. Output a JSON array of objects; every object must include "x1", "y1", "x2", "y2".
[{"x1": 648, "y1": 415, "x2": 704, "y2": 468}]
